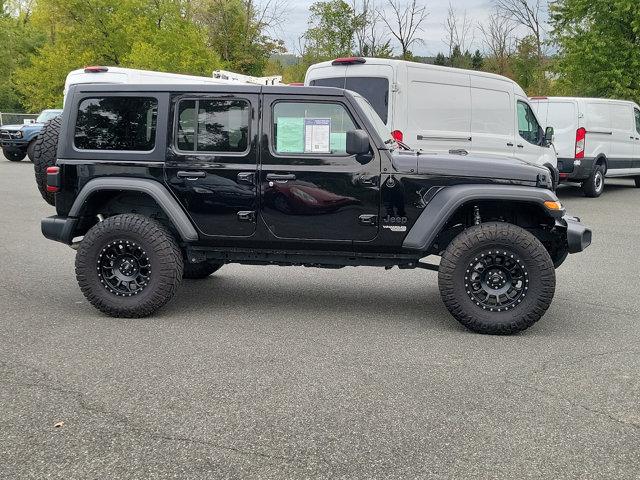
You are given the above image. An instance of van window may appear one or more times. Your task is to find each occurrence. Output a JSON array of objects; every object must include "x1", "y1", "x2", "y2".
[
  {"x1": 176, "y1": 99, "x2": 249, "y2": 153},
  {"x1": 272, "y1": 102, "x2": 357, "y2": 154},
  {"x1": 471, "y1": 88, "x2": 512, "y2": 136},
  {"x1": 544, "y1": 102, "x2": 576, "y2": 130},
  {"x1": 74, "y1": 97, "x2": 157, "y2": 151},
  {"x1": 611, "y1": 104, "x2": 632, "y2": 131},
  {"x1": 635, "y1": 108, "x2": 640, "y2": 134},
  {"x1": 310, "y1": 77, "x2": 389, "y2": 123},
  {"x1": 586, "y1": 103, "x2": 610, "y2": 130},
  {"x1": 410, "y1": 81, "x2": 471, "y2": 136},
  {"x1": 517, "y1": 101, "x2": 542, "y2": 145}
]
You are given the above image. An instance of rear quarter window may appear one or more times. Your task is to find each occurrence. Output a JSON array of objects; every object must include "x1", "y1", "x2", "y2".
[
  {"x1": 310, "y1": 77, "x2": 389, "y2": 123},
  {"x1": 74, "y1": 96, "x2": 158, "y2": 151}
]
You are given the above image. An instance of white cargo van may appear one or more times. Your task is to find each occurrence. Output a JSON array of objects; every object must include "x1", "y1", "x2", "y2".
[
  {"x1": 305, "y1": 57, "x2": 558, "y2": 182},
  {"x1": 530, "y1": 96, "x2": 640, "y2": 197},
  {"x1": 63, "y1": 66, "x2": 238, "y2": 104}
]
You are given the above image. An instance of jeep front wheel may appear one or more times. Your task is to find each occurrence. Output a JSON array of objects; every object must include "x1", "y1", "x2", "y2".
[
  {"x1": 438, "y1": 222, "x2": 556, "y2": 335},
  {"x1": 75, "y1": 214, "x2": 184, "y2": 317}
]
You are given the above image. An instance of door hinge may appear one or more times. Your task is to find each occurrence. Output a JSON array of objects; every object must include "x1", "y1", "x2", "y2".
[
  {"x1": 237, "y1": 211, "x2": 256, "y2": 222},
  {"x1": 391, "y1": 82, "x2": 400, "y2": 93},
  {"x1": 358, "y1": 214, "x2": 378, "y2": 226}
]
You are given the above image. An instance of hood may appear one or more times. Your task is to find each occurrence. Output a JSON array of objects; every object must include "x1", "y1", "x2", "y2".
[{"x1": 391, "y1": 151, "x2": 551, "y2": 185}]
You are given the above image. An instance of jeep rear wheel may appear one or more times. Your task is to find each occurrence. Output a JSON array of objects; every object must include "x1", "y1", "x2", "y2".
[
  {"x1": 3, "y1": 148, "x2": 26, "y2": 162},
  {"x1": 75, "y1": 214, "x2": 183, "y2": 318},
  {"x1": 183, "y1": 261, "x2": 223, "y2": 279},
  {"x1": 438, "y1": 222, "x2": 556, "y2": 335},
  {"x1": 33, "y1": 116, "x2": 62, "y2": 206},
  {"x1": 582, "y1": 164, "x2": 605, "y2": 197}
]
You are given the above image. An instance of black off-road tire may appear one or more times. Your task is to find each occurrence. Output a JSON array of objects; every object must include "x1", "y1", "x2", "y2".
[
  {"x1": 33, "y1": 116, "x2": 62, "y2": 206},
  {"x1": 634, "y1": 177, "x2": 640, "y2": 188},
  {"x1": 582, "y1": 164, "x2": 605, "y2": 198},
  {"x1": 438, "y1": 222, "x2": 556, "y2": 335},
  {"x1": 3, "y1": 148, "x2": 26, "y2": 162},
  {"x1": 183, "y1": 261, "x2": 223, "y2": 279},
  {"x1": 75, "y1": 214, "x2": 184, "y2": 318},
  {"x1": 27, "y1": 139, "x2": 37, "y2": 162}
]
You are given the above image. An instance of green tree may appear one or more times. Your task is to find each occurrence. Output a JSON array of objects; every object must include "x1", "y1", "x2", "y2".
[
  {"x1": 13, "y1": 0, "x2": 221, "y2": 111},
  {"x1": 198, "y1": 0, "x2": 285, "y2": 76},
  {"x1": 433, "y1": 52, "x2": 447, "y2": 66},
  {"x1": 551, "y1": 0, "x2": 640, "y2": 100},
  {"x1": 305, "y1": 0, "x2": 363, "y2": 60},
  {"x1": 471, "y1": 49, "x2": 483, "y2": 70}
]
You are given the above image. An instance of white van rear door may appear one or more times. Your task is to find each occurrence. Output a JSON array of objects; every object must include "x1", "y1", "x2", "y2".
[
  {"x1": 470, "y1": 77, "x2": 515, "y2": 158},
  {"x1": 408, "y1": 68, "x2": 471, "y2": 153}
]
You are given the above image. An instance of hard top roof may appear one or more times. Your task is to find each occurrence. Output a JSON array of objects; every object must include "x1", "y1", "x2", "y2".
[{"x1": 69, "y1": 83, "x2": 349, "y2": 97}]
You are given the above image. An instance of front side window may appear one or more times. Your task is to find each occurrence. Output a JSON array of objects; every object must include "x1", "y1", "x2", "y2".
[
  {"x1": 635, "y1": 108, "x2": 640, "y2": 134},
  {"x1": 176, "y1": 99, "x2": 249, "y2": 153},
  {"x1": 273, "y1": 102, "x2": 357, "y2": 155},
  {"x1": 517, "y1": 100, "x2": 542, "y2": 145},
  {"x1": 74, "y1": 97, "x2": 157, "y2": 151}
]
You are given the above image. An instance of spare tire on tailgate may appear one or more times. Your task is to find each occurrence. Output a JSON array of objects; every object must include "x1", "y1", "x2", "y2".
[{"x1": 33, "y1": 116, "x2": 62, "y2": 206}]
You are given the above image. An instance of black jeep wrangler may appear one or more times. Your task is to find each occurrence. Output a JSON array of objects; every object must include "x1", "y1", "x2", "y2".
[{"x1": 41, "y1": 84, "x2": 591, "y2": 334}]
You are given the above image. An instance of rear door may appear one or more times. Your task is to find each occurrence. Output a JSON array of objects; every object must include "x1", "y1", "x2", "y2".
[
  {"x1": 538, "y1": 100, "x2": 578, "y2": 173},
  {"x1": 634, "y1": 107, "x2": 640, "y2": 167},
  {"x1": 259, "y1": 94, "x2": 380, "y2": 242},
  {"x1": 165, "y1": 93, "x2": 259, "y2": 238}
]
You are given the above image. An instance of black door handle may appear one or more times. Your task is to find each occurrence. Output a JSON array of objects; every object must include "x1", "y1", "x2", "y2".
[
  {"x1": 517, "y1": 144, "x2": 524, "y2": 148},
  {"x1": 266, "y1": 173, "x2": 296, "y2": 181},
  {"x1": 507, "y1": 142, "x2": 514, "y2": 147},
  {"x1": 237, "y1": 172, "x2": 255, "y2": 185},
  {"x1": 177, "y1": 171, "x2": 206, "y2": 179}
]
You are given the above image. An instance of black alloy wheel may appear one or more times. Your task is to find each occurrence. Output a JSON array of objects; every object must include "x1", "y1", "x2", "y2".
[
  {"x1": 464, "y1": 249, "x2": 529, "y2": 312},
  {"x1": 98, "y1": 240, "x2": 152, "y2": 297}
]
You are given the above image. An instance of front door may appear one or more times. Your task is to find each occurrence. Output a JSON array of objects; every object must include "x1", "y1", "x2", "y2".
[
  {"x1": 259, "y1": 95, "x2": 380, "y2": 242},
  {"x1": 516, "y1": 99, "x2": 545, "y2": 164},
  {"x1": 165, "y1": 93, "x2": 259, "y2": 238}
]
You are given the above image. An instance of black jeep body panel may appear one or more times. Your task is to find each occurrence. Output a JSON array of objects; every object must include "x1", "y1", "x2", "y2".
[{"x1": 43, "y1": 83, "x2": 591, "y2": 265}]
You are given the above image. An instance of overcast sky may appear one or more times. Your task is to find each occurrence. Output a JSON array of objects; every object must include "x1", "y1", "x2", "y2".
[{"x1": 279, "y1": 0, "x2": 505, "y2": 57}]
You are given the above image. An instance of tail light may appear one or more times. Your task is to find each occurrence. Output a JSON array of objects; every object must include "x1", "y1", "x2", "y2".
[
  {"x1": 331, "y1": 57, "x2": 366, "y2": 66},
  {"x1": 575, "y1": 127, "x2": 586, "y2": 159},
  {"x1": 391, "y1": 130, "x2": 403, "y2": 142},
  {"x1": 46, "y1": 166, "x2": 60, "y2": 193}
]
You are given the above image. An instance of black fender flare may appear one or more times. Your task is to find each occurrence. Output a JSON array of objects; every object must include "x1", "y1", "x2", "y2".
[
  {"x1": 69, "y1": 177, "x2": 198, "y2": 241},
  {"x1": 402, "y1": 184, "x2": 562, "y2": 252}
]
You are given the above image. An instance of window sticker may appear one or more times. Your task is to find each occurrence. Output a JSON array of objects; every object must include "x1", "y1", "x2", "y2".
[
  {"x1": 304, "y1": 118, "x2": 331, "y2": 153},
  {"x1": 276, "y1": 117, "x2": 304, "y2": 153}
]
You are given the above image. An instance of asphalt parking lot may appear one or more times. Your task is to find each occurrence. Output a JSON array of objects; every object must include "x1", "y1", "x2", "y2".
[{"x1": 1, "y1": 154, "x2": 639, "y2": 479}]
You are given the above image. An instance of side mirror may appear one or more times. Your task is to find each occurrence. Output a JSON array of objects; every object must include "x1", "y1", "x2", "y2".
[
  {"x1": 346, "y1": 129, "x2": 370, "y2": 156},
  {"x1": 544, "y1": 126, "x2": 554, "y2": 145}
]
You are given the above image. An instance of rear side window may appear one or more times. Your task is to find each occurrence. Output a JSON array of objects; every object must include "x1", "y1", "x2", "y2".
[
  {"x1": 635, "y1": 108, "x2": 640, "y2": 134},
  {"x1": 74, "y1": 97, "x2": 157, "y2": 151},
  {"x1": 176, "y1": 99, "x2": 249, "y2": 153},
  {"x1": 310, "y1": 77, "x2": 389, "y2": 123}
]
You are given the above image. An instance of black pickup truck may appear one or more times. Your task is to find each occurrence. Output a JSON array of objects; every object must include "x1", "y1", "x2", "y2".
[{"x1": 40, "y1": 83, "x2": 591, "y2": 334}]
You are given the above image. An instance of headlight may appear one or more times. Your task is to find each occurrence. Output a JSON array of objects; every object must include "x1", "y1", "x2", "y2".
[{"x1": 15, "y1": 131, "x2": 23, "y2": 138}]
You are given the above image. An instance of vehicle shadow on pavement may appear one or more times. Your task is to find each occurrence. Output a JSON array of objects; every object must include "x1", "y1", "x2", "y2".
[{"x1": 161, "y1": 270, "x2": 461, "y2": 332}]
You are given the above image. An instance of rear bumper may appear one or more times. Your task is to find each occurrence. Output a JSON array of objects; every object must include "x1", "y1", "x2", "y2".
[
  {"x1": 557, "y1": 215, "x2": 592, "y2": 253},
  {"x1": 557, "y1": 157, "x2": 595, "y2": 182},
  {"x1": 41, "y1": 215, "x2": 78, "y2": 245}
]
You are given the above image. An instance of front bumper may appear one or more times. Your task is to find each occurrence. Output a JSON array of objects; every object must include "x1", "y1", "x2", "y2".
[
  {"x1": 557, "y1": 215, "x2": 592, "y2": 253},
  {"x1": 41, "y1": 215, "x2": 78, "y2": 245},
  {"x1": 0, "y1": 139, "x2": 28, "y2": 149}
]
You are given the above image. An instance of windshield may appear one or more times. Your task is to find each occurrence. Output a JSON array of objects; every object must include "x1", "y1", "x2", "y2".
[
  {"x1": 351, "y1": 93, "x2": 394, "y2": 145},
  {"x1": 37, "y1": 110, "x2": 62, "y2": 123}
]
